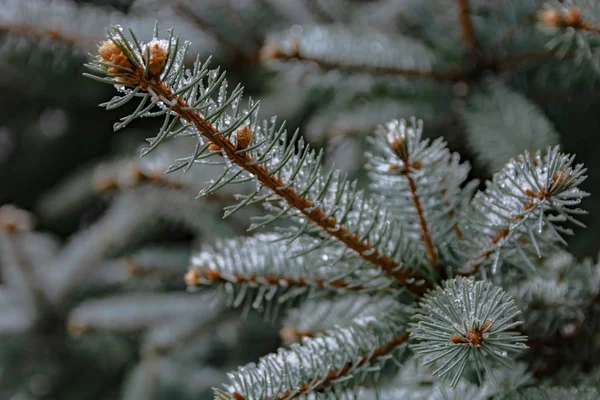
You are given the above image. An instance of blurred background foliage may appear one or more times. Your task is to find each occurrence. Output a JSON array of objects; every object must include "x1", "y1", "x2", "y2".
[{"x1": 1, "y1": 0, "x2": 600, "y2": 398}]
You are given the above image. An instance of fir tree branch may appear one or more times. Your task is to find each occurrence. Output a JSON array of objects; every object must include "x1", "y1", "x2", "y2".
[
  {"x1": 260, "y1": 25, "x2": 467, "y2": 82},
  {"x1": 185, "y1": 265, "x2": 366, "y2": 292},
  {"x1": 280, "y1": 295, "x2": 404, "y2": 344},
  {"x1": 0, "y1": 22, "x2": 101, "y2": 49},
  {"x1": 263, "y1": 333, "x2": 410, "y2": 400},
  {"x1": 186, "y1": 234, "x2": 398, "y2": 316},
  {"x1": 456, "y1": 0, "x2": 478, "y2": 52},
  {"x1": 87, "y1": 31, "x2": 428, "y2": 292},
  {"x1": 261, "y1": 44, "x2": 467, "y2": 82},
  {"x1": 138, "y1": 82, "x2": 409, "y2": 285},
  {"x1": 367, "y1": 119, "x2": 474, "y2": 272},
  {"x1": 0, "y1": 206, "x2": 50, "y2": 324},
  {"x1": 456, "y1": 147, "x2": 587, "y2": 275},
  {"x1": 217, "y1": 308, "x2": 410, "y2": 399}
]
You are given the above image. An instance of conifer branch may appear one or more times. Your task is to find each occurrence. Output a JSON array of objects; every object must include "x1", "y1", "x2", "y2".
[
  {"x1": 0, "y1": 206, "x2": 50, "y2": 322},
  {"x1": 86, "y1": 30, "x2": 429, "y2": 292},
  {"x1": 216, "y1": 306, "x2": 410, "y2": 399},
  {"x1": 136, "y1": 80, "x2": 410, "y2": 285},
  {"x1": 0, "y1": 22, "x2": 101, "y2": 49},
  {"x1": 260, "y1": 25, "x2": 467, "y2": 82},
  {"x1": 367, "y1": 119, "x2": 474, "y2": 272},
  {"x1": 185, "y1": 266, "x2": 366, "y2": 291},
  {"x1": 262, "y1": 45, "x2": 467, "y2": 82},
  {"x1": 457, "y1": 147, "x2": 587, "y2": 275},
  {"x1": 456, "y1": 0, "x2": 478, "y2": 52},
  {"x1": 264, "y1": 333, "x2": 409, "y2": 400},
  {"x1": 281, "y1": 295, "x2": 404, "y2": 344}
]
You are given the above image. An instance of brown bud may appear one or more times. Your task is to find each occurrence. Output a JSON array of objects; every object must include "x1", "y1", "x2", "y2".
[
  {"x1": 127, "y1": 164, "x2": 147, "y2": 184},
  {"x1": 0, "y1": 205, "x2": 35, "y2": 232},
  {"x1": 184, "y1": 270, "x2": 200, "y2": 286},
  {"x1": 390, "y1": 138, "x2": 405, "y2": 155},
  {"x1": 259, "y1": 42, "x2": 282, "y2": 61},
  {"x1": 450, "y1": 335, "x2": 465, "y2": 344},
  {"x1": 208, "y1": 142, "x2": 221, "y2": 154},
  {"x1": 565, "y1": 7, "x2": 582, "y2": 26},
  {"x1": 94, "y1": 175, "x2": 119, "y2": 193},
  {"x1": 143, "y1": 40, "x2": 168, "y2": 78},
  {"x1": 232, "y1": 393, "x2": 246, "y2": 400},
  {"x1": 540, "y1": 8, "x2": 564, "y2": 27},
  {"x1": 98, "y1": 40, "x2": 133, "y2": 74},
  {"x1": 236, "y1": 125, "x2": 252, "y2": 150}
]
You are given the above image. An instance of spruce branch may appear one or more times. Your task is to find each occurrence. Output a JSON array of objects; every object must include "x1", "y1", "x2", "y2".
[
  {"x1": 411, "y1": 278, "x2": 528, "y2": 387},
  {"x1": 457, "y1": 146, "x2": 587, "y2": 275},
  {"x1": 367, "y1": 119, "x2": 476, "y2": 272},
  {"x1": 85, "y1": 26, "x2": 429, "y2": 292},
  {"x1": 281, "y1": 294, "x2": 407, "y2": 344},
  {"x1": 68, "y1": 292, "x2": 219, "y2": 336},
  {"x1": 44, "y1": 185, "x2": 235, "y2": 304},
  {"x1": 215, "y1": 306, "x2": 410, "y2": 399},
  {"x1": 0, "y1": 22, "x2": 101, "y2": 49},
  {"x1": 260, "y1": 25, "x2": 467, "y2": 82},
  {"x1": 0, "y1": 206, "x2": 50, "y2": 323},
  {"x1": 185, "y1": 234, "x2": 396, "y2": 318},
  {"x1": 537, "y1": 2, "x2": 600, "y2": 74},
  {"x1": 460, "y1": 83, "x2": 560, "y2": 172},
  {"x1": 456, "y1": 0, "x2": 478, "y2": 52}
]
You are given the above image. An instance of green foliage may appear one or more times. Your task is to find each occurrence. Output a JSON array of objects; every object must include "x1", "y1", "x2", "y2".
[{"x1": 2, "y1": 0, "x2": 600, "y2": 399}]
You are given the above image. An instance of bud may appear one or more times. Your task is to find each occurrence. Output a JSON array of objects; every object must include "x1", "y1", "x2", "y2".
[
  {"x1": 259, "y1": 42, "x2": 282, "y2": 61},
  {"x1": 540, "y1": 8, "x2": 563, "y2": 27},
  {"x1": 565, "y1": 7, "x2": 582, "y2": 26},
  {"x1": 184, "y1": 270, "x2": 200, "y2": 286},
  {"x1": 236, "y1": 125, "x2": 252, "y2": 150},
  {"x1": 0, "y1": 204, "x2": 35, "y2": 232},
  {"x1": 208, "y1": 142, "x2": 221, "y2": 154},
  {"x1": 143, "y1": 40, "x2": 168, "y2": 78},
  {"x1": 98, "y1": 40, "x2": 133, "y2": 74}
]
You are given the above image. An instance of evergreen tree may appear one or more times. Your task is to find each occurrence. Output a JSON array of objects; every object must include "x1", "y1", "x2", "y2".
[{"x1": 1, "y1": 0, "x2": 600, "y2": 399}]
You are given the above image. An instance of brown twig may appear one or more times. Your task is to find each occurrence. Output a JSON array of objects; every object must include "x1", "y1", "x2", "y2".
[
  {"x1": 185, "y1": 267, "x2": 366, "y2": 291},
  {"x1": 389, "y1": 145, "x2": 439, "y2": 270},
  {"x1": 405, "y1": 170, "x2": 439, "y2": 269},
  {"x1": 456, "y1": 0, "x2": 478, "y2": 52}
]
